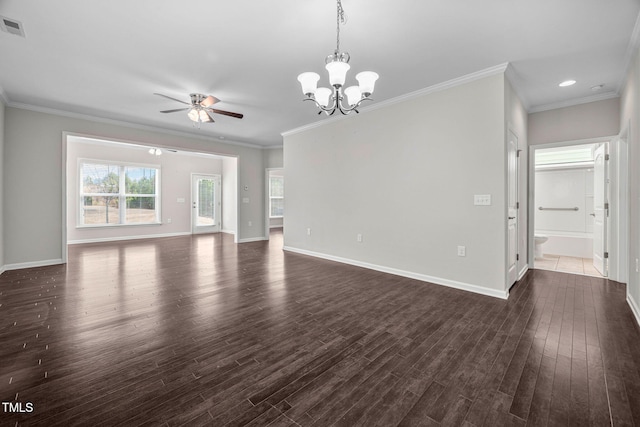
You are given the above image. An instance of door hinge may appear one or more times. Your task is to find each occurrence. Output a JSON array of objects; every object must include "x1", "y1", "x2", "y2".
[
  {"x1": 605, "y1": 154, "x2": 610, "y2": 161},
  {"x1": 516, "y1": 202, "x2": 520, "y2": 209},
  {"x1": 604, "y1": 252, "x2": 609, "y2": 259},
  {"x1": 517, "y1": 149, "x2": 522, "y2": 158},
  {"x1": 516, "y1": 254, "x2": 520, "y2": 261}
]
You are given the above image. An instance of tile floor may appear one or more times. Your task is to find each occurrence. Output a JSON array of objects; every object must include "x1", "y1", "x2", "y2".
[{"x1": 534, "y1": 253, "x2": 604, "y2": 277}]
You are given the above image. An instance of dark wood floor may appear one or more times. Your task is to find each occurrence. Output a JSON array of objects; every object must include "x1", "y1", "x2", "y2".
[{"x1": 1, "y1": 230, "x2": 640, "y2": 426}]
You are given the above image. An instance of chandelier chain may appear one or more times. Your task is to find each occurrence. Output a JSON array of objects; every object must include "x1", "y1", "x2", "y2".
[{"x1": 336, "y1": 0, "x2": 346, "y2": 53}]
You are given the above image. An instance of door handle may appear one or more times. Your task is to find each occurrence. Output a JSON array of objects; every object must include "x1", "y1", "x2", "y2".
[
  {"x1": 508, "y1": 216, "x2": 516, "y2": 220},
  {"x1": 590, "y1": 213, "x2": 595, "y2": 217}
]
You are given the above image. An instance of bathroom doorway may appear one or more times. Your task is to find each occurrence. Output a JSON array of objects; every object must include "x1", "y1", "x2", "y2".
[
  {"x1": 530, "y1": 139, "x2": 610, "y2": 277},
  {"x1": 264, "y1": 168, "x2": 284, "y2": 241}
]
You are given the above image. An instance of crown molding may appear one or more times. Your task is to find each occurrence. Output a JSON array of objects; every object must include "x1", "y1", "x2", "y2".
[
  {"x1": 282, "y1": 63, "x2": 510, "y2": 138},
  {"x1": 5, "y1": 101, "x2": 267, "y2": 150},
  {"x1": 504, "y1": 63, "x2": 531, "y2": 112},
  {"x1": 528, "y1": 91, "x2": 620, "y2": 114}
]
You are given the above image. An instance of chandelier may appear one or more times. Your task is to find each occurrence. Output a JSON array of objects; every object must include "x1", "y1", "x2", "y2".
[{"x1": 297, "y1": 0, "x2": 378, "y2": 115}]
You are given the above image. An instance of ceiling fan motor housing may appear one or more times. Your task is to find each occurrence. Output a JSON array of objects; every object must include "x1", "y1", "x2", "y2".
[{"x1": 190, "y1": 93, "x2": 207, "y2": 105}]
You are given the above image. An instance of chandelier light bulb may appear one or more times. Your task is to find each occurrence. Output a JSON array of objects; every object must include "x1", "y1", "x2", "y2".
[
  {"x1": 355, "y1": 71, "x2": 379, "y2": 96},
  {"x1": 298, "y1": 72, "x2": 320, "y2": 96},
  {"x1": 315, "y1": 87, "x2": 332, "y2": 107},
  {"x1": 325, "y1": 61, "x2": 350, "y2": 87},
  {"x1": 344, "y1": 86, "x2": 361, "y2": 106}
]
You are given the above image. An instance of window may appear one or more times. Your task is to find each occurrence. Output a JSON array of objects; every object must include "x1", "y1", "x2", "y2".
[
  {"x1": 80, "y1": 161, "x2": 160, "y2": 226},
  {"x1": 269, "y1": 175, "x2": 284, "y2": 218}
]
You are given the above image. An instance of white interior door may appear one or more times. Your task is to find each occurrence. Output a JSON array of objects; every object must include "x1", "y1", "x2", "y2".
[
  {"x1": 593, "y1": 144, "x2": 608, "y2": 276},
  {"x1": 507, "y1": 131, "x2": 519, "y2": 287},
  {"x1": 192, "y1": 174, "x2": 221, "y2": 234}
]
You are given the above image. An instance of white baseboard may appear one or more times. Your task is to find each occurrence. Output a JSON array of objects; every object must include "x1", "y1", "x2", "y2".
[
  {"x1": 221, "y1": 229, "x2": 236, "y2": 235},
  {"x1": 283, "y1": 246, "x2": 508, "y2": 300},
  {"x1": 238, "y1": 236, "x2": 269, "y2": 243},
  {"x1": 627, "y1": 293, "x2": 640, "y2": 328},
  {"x1": 4, "y1": 258, "x2": 64, "y2": 271},
  {"x1": 269, "y1": 225, "x2": 284, "y2": 229},
  {"x1": 68, "y1": 232, "x2": 191, "y2": 245},
  {"x1": 0, "y1": 266, "x2": 5, "y2": 276}
]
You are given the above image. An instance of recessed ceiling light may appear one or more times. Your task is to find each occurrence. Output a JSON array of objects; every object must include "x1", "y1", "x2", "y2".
[
  {"x1": 591, "y1": 84, "x2": 604, "y2": 91},
  {"x1": 559, "y1": 80, "x2": 576, "y2": 87}
]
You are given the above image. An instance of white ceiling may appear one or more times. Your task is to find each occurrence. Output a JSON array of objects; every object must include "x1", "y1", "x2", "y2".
[{"x1": 1, "y1": 0, "x2": 638, "y2": 148}]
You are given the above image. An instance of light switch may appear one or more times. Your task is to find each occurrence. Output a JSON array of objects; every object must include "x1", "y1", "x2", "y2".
[
  {"x1": 177, "y1": 197, "x2": 185, "y2": 203},
  {"x1": 242, "y1": 197, "x2": 250, "y2": 204},
  {"x1": 474, "y1": 195, "x2": 491, "y2": 206}
]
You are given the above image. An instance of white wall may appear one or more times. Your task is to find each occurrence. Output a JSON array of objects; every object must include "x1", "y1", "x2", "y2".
[
  {"x1": 620, "y1": 44, "x2": 640, "y2": 324},
  {"x1": 535, "y1": 168, "x2": 594, "y2": 234},
  {"x1": 265, "y1": 148, "x2": 283, "y2": 169},
  {"x1": 0, "y1": 98, "x2": 5, "y2": 272},
  {"x1": 222, "y1": 156, "x2": 238, "y2": 235},
  {"x1": 3, "y1": 106, "x2": 267, "y2": 268},
  {"x1": 284, "y1": 73, "x2": 508, "y2": 298},
  {"x1": 529, "y1": 98, "x2": 620, "y2": 146},
  {"x1": 534, "y1": 162, "x2": 597, "y2": 259},
  {"x1": 66, "y1": 138, "x2": 224, "y2": 243}
]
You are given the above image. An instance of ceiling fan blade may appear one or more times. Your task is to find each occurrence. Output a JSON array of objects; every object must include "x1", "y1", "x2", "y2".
[
  {"x1": 153, "y1": 93, "x2": 191, "y2": 105},
  {"x1": 210, "y1": 108, "x2": 244, "y2": 119},
  {"x1": 160, "y1": 108, "x2": 190, "y2": 113},
  {"x1": 200, "y1": 95, "x2": 220, "y2": 107}
]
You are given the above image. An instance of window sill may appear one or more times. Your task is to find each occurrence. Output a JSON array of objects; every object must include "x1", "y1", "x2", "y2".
[{"x1": 76, "y1": 222, "x2": 163, "y2": 229}]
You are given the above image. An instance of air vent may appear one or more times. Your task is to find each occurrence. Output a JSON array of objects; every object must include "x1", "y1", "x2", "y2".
[{"x1": 0, "y1": 16, "x2": 26, "y2": 37}]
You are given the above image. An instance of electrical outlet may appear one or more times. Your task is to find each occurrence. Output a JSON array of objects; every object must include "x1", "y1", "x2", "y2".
[
  {"x1": 307, "y1": 228, "x2": 311, "y2": 236},
  {"x1": 457, "y1": 246, "x2": 466, "y2": 257},
  {"x1": 357, "y1": 233, "x2": 363, "y2": 243},
  {"x1": 248, "y1": 221, "x2": 252, "y2": 227},
  {"x1": 167, "y1": 218, "x2": 172, "y2": 224}
]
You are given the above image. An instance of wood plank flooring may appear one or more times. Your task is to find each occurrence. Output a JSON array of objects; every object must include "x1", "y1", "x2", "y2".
[{"x1": 1, "y1": 230, "x2": 640, "y2": 426}]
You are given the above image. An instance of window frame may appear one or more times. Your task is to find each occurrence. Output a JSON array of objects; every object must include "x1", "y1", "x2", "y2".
[
  {"x1": 269, "y1": 175, "x2": 284, "y2": 219},
  {"x1": 78, "y1": 158, "x2": 162, "y2": 228}
]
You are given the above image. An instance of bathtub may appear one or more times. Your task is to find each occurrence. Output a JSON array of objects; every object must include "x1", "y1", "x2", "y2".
[{"x1": 536, "y1": 231, "x2": 593, "y2": 259}]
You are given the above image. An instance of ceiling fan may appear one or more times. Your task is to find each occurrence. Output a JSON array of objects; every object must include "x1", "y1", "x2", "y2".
[{"x1": 154, "y1": 93, "x2": 243, "y2": 123}]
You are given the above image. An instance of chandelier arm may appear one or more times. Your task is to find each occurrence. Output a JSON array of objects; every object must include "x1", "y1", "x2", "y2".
[{"x1": 303, "y1": 94, "x2": 338, "y2": 115}]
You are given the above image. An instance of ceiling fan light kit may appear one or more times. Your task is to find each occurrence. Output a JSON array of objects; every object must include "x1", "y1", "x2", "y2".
[
  {"x1": 297, "y1": 0, "x2": 379, "y2": 115},
  {"x1": 154, "y1": 92, "x2": 243, "y2": 127}
]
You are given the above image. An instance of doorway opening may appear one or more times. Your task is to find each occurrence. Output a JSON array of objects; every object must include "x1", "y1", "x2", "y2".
[
  {"x1": 530, "y1": 138, "x2": 623, "y2": 278},
  {"x1": 192, "y1": 174, "x2": 221, "y2": 234},
  {"x1": 63, "y1": 133, "x2": 239, "y2": 261},
  {"x1": 264, "y1": 168, "x2": 284, "y2": 241}
]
